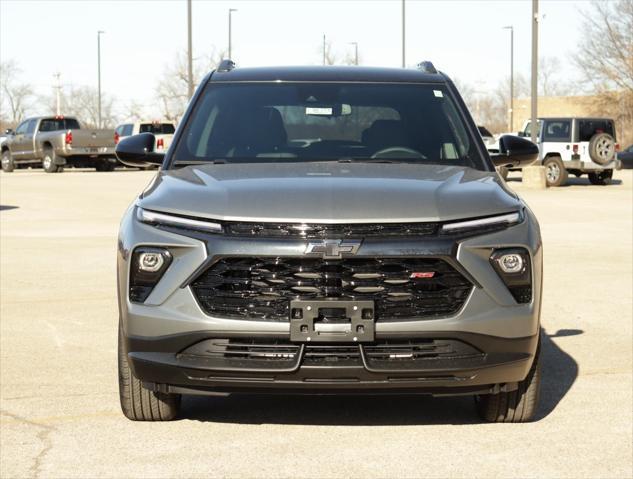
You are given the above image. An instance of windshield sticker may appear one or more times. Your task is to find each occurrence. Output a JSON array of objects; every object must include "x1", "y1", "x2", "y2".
[
  {"x1": 306, "y1": 107, "x2": 333, "y2": 116},
  {"x1": 433, "y1": 90, "x2": 443, "y2": 98}
]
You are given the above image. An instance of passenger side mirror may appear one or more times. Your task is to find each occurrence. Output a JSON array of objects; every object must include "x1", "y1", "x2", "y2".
[
  {"x1": 115, "y1": 133, "x2": 165, "y2": 167},
  {"x1": 490, "y1": 135, "x2": 539, "y2": 168},
  {"x1": 4, "y1": 129, "x2": 14, "y2": 135}
]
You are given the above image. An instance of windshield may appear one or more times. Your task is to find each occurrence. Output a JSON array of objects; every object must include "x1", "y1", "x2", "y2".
[{"x1": 171, "y1": 82, "x2": 485, "y2": 169}]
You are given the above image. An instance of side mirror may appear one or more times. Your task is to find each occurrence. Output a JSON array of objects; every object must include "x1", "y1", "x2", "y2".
[
  {"x1": 490, "y1": 135, "x2": 539, "y2": 168},
  {"x1": 4, "y1": 129, "x2": 14, "y2": 135},
  {"x1": 115, "y1": 133, "x2": 164, "y2": 168}
]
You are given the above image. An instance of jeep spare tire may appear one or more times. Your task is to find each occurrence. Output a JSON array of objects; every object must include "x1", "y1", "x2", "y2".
[{"x1": 588, "y1": 133, "x2": 616, "y2": 165}]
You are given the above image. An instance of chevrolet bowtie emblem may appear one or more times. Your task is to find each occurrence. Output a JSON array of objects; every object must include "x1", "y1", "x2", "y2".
[{"x1": 304, "y1": 240, "x2": 362, "y2": 259}]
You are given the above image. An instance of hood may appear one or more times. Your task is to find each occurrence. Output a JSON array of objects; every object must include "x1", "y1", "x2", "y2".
[{"x1": 138, "y1": 162, "x2": 521, "y2": 223}]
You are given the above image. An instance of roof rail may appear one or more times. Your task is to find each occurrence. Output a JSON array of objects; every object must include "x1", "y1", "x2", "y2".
[
  {"x1": 417, "y1": 61, "x2": 437, "y2": 74},
  {"x1": 217, "y1": 59, "x2": 236, "y2": 72}
]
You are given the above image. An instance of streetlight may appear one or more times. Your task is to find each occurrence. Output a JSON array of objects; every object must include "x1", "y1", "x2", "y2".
[
  {"x1": 349, "y1": 42, "x2": 358, "y2": 65},
  {"x1": 503, "y1": 25, "x2": 514, "y2": 132},
  {"x1": 401, "y1": 0, "x2": 406, "y2": 67},
  {"x1": 531, "y1": 0, "x2": 539, "y2": 144},
  {"x1": 97, "y1": 30, "x2": 105, "y2": 129},
  {"x1": 322, "y1": 34, "x2": 326, "y2": 65},
  {"x1": 228, "y1": 8, "x2": 238, "y2": 59},
  {"x1": 187, "y1": 0, "x2": 193, "y2": 98}
]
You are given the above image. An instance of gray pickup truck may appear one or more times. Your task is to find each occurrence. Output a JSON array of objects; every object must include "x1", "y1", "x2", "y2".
[{"x1": 1, "y1": 116, "x2": 117, "y2": 173}]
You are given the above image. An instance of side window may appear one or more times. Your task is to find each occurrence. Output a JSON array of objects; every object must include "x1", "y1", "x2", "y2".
[
  {"x1": 543, "y1": 121, "x2": 571, "y2": 142},
  {"x1": 578, "y1": 120, "x2": 615, "y2": 142},
  {"x1": 15, "y1": 121, "x2": 29, "y2": 134},
  {"x1": 124, "y1": 124, "x2": 134, "y2": 136},
  {"x1": 26, "y1": 120, "x2": 37, "y2": 134}
]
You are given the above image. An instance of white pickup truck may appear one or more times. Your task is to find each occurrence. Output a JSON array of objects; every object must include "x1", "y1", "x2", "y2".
[{"x1": 514, "y1": 117, "x2": 622, "y2": 186}]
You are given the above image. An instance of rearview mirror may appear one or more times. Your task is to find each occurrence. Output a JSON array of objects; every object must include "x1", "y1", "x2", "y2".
[
  {"x1": 490, "y1": 135, "x2": 539, "y2": 168},
  {"x1": 115, "y1": 133, "x2": 165, "y2": 168}
]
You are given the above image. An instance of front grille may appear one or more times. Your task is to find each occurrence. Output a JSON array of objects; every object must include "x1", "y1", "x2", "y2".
[
  {"x1": 191, "y1": 257, "x2": 473, "y2": 321},
  {"x1": 223, "y1": 222, "x2": 438, "y2": 238}
]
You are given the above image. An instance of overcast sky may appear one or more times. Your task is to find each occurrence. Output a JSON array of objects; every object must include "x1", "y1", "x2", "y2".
[{"x1": 1, "y1": 0, "x2": 592, "y2": 118}]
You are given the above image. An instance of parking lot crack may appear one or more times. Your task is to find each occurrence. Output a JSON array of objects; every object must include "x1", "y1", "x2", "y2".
[{"x1": 1, "y1": 409, "x2": 56, "y2": 478}]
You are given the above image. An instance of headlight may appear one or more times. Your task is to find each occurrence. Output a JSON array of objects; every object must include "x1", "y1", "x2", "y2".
[
  {"x1": 129, "y1": 247, "x2": 172, "y2": 303},
  {"x1": 490, "y1": 248, "x2": 532, "y2": 304},
  {"x1": 137, "y1": 207, "x2": 222, "y2": 233},
  {"x1": 441, "y1": 211, "x2": 523, "y2": 234}
]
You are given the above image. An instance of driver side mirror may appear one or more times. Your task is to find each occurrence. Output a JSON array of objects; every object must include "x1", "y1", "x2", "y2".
[
  {"x1": 4, "y1": 129, "x2": 14, "y2": 135},
  {"x1": 490, "y1": 135, "x2": 539, "y2": 168},
  {"x1": 115, "y1": 133, "x2": 165, "y2": 168}
]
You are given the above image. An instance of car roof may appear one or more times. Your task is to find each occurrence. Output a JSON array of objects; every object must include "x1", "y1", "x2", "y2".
[
  {"x1": 538, "y1": 117, "x2": 614, "y2": 122},
  {"x1": 209, "y1": 65, "x2": 446, "y2": 83}
]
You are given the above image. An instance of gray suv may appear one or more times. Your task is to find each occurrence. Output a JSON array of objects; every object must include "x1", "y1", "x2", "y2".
[{"x1": 115, "y1": 61, "x2": 543, "y2": 422}]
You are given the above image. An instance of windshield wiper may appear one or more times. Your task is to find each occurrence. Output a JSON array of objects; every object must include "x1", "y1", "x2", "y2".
[{"x1": 173, "y1": 159, "x2": 227, "y2": 166}]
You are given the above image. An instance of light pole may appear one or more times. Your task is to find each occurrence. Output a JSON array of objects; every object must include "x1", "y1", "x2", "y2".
[
  {"x1": 349, "y1": 42, "x2": 358, "y2": 65},
  {"x1": 503, "y1": 26, "x2": 514, "y2": 132},
  {"x1": 322, "y1": 34, "x2": 326, "y2": 65},
  {"x1": 97, "y1": 30, "x2": 105, "y2": 128},
  {"x1": 187, "y1": 0, "x2": 193, "y2": 98},
  {"x1": 53, "y1": 72, "x2": 62, "y2": 116},
  {"x1": 530, "y1": 0, "x2": 539, "y2": 144},
  {"x1": 401, "y1": 0, "x2": 406, "y2": 67},
  {"x1": 228, "y1": 8, "x2": 238, "y2": 59}
]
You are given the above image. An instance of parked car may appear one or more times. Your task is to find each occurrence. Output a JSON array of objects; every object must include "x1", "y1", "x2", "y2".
[
  {"x1": 115, "y1": 121, "x2": 176, "y2": 151},
  {"x1": 115, "y1": 61, "x2": 542, "y2": 423},
  {"x1": 516, "y1": 117, "x2": 622, "y2": 186},
  {"x1": 617, "y1": 144, "x2": 633, "y2": 169},
  {"x1": 1, "y1": 116, "x2": 117, "y2": 173}
]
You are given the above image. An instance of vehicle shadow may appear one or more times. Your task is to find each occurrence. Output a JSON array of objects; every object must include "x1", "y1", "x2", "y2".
[
  {"x1": 0, "y1": 205, "x2": 19, "y2": 211},
  {"x1": 507, "y1": 175, "x2": 622, "y2": 186},
  {"x1": 182, "y1": 328, "x2": 580, "y2": 425}
]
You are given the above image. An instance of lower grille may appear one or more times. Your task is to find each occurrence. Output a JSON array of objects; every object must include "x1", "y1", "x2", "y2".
[
  {"x1": 191, "y1": 257, "x2": 473, "y2": 321},
  {"x1": 178, "y1": 338, "x2": 483, "y2": 371}
]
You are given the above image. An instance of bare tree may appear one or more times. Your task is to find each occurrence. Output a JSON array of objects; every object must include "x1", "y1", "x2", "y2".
[
  {"x1": 323, "y1": 40, "x2": 338, "y2": 66},
  {"x1": 155, "y1": 48, "x2": 225, "y2": 122},
  {"x1": 574, "y1": 0, "x2": 633, "y2": 93},
  {"x1": 574, "y1": 0, "x2": 633, "y2": 144},
  {"x1": 0, "y1": 60, "x2": 33, "y2": 124}
]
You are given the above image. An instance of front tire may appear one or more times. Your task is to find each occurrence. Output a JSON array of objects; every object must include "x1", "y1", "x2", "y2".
[
  {"x1": 475, "y1": 343, "x2": 541, "y2": 423},
  {"x1": 543, "y1": 156, "x2": 568, "y2": 187},
  {"x1": 42, "y1": 149, "x2": 61, "y2": 173},
  {"x1": 118, "y1": 325, "x2": 181, "y2": 421},
  {"x1": 588, "y1": 169, "x2": 613, "y2": 185},
  {"x1": 1, "y1": 150, "x2": 15, "y2": 172}
]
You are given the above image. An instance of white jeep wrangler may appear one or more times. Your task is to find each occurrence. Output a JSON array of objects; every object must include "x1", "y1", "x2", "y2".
[{"x1": 516, "y1": 117, "x2": 621, "y2": 186}]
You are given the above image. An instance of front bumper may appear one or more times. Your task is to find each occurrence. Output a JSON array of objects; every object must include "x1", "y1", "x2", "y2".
[
  {"x1": 127, "y1": 331, "x2": 538, "y2": 396},
  {"x1": 117, "y1": 205, "x2": 543, "y2": 395}
]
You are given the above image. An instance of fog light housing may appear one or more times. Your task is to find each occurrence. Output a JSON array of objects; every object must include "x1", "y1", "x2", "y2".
[
  {"x1": 490, "y1": 248, "x2": 532, "y2": 303},
  {"x1": 129, "y1": 247, "x2": 172, "y2": 303}
]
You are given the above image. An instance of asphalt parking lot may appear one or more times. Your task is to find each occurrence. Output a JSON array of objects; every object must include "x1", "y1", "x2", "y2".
[{"x1": 1, "y1": 168, "x2": 632, "y2": 478}]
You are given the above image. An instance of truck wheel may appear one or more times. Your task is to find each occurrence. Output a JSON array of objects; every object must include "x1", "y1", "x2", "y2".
[
  {"x1": 588, "y1": 133, "x2": 615, "y2": 165},
  {"x1": 475, "y1": 341, "x2": 541, "y2": 423},
  {"x1": 588, "y1": 169, "x2": 613, "y2": 185},
  {"x1": 42, "y1": 149, "x2": 61, "y2": 173},
  {"x1": 497, "y1": 166, "x2": 509, "y2": 180},
  {"x1": 1, "y1": 150, "x2": 14, "y2": 172},
  {"x1": 543, "y1": 156, "x2": 567, "y2": 187},
  {"x1": 118, "y1": 325, "x2": 181, "y2": 421}
]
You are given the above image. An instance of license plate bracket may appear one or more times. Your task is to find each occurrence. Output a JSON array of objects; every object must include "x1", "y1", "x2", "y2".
[{"x1": 289, "y1": 300, "x2": 375, "y2": 343}]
